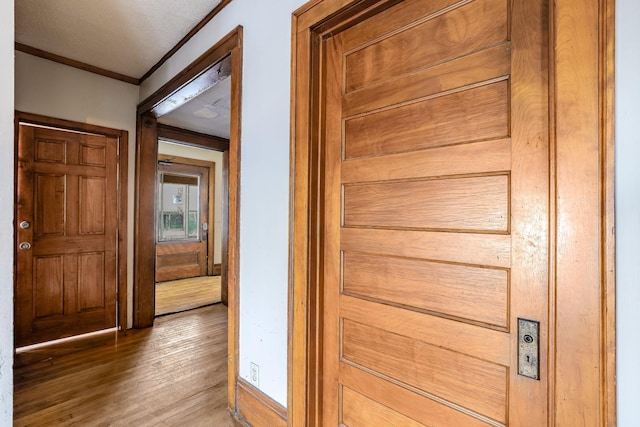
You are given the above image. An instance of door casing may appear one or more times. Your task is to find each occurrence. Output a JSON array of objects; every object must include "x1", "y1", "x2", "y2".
[
  {"x1": 134, "y1": 26, "x2": 243, "y2": 412},
  {"x1": 288, "y1": 0, "x2": 616, "y2": 425}
]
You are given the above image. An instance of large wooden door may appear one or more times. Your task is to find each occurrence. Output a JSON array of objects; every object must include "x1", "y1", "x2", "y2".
[
  {"x1": 16, "y1": 124, "x2": 118, "y2": 347},
  {"x1": 155, "y1": 159, "x2": 211, "y2": 283},
  {"x1": 321, "y1": 0, "x2": 549, "y2": 425}
]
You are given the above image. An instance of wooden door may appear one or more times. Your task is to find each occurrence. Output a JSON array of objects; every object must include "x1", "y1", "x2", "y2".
[
  {"x1": 321, "y1": 0, "x2": 549, "y2": 425},
  {"x1": 155, "y1": 160, "x2": 210, "y2": 283},
  {"x1": 16, "y1": 124, "x2": 118, "y2": 347}
]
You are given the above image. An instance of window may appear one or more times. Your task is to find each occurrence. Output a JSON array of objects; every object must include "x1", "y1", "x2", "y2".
[{"x1": 157, "y1": 173, "x2": 200, "y2": 242}]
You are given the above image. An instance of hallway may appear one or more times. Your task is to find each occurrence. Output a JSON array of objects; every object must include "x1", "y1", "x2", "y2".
[{"x1": 14, "y1": 305, "x2": 234, "y2": 426}]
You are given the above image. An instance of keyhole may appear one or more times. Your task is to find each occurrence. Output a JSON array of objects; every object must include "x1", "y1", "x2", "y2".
[{"x1": 526, "y1": 355, "x2": 531, "y2": 363}]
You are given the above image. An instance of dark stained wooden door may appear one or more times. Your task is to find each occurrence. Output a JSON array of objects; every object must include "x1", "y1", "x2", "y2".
[
  {"x1": 16, "y1": 124, "x2": 118, "y2": 347},
  {"x1": 155, "y1": 161, "x2": 210, "y2": 283},
  {"x1": 322, "y1": 0, "x2": 549, "y2": 425}
]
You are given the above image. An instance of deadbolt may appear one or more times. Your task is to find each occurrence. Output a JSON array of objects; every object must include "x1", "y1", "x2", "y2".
[
  {"x1": 19, "y1": 242, "x2": 31, "y2": 251},
  {"x1": 19, "y1": 221, "x2": 30, "y2": 229}
]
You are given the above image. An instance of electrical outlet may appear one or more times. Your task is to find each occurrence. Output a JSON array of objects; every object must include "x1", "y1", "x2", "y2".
[{"x1": 249, "y1": 362, "x2": 260, "y2": 387}]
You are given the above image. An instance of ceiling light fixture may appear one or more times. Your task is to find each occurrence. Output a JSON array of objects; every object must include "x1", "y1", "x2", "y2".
[{"x1": 193, "y1": 105, "x2": 219, "y2": 119}]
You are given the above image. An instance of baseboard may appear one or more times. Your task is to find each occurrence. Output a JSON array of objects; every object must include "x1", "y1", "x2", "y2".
[
  {"x1": 236, "y1": 378, "x2": 287, "y2": 427},
  {"x1": 213, "y1": 263, "x2": 222, "y2": 275}
]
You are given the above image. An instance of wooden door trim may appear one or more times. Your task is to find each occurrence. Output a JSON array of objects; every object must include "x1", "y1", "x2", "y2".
[
  {"x1": 14, "y1": 111, "x2": 129, "y2": 337},
  {"x1": 137, "y1": 29, "x2": 240, "y2": 114},
  {"x1": 288, "y1": 0, "x2": 616, "y2": 425},
  {"x1": 15, "y1": 43, "x2": 140, "y2": 85},
  {"x1": 602, "y1": 0, "x2": 616, "y2": 421},
  {"x1": 158, "y1": 124, "x2": 230, "y2": 151},
  {"x1": 157, "y1": 154, "x2": 216, "y2": 276},
  {"x1": 236, "y1": 378, "x2": 287, "y2": 427},
  {"x1": 134, "y1": 25, "x2": 243, "y2": 413}
]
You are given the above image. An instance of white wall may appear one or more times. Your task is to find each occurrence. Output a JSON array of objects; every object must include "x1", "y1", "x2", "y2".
[
  {"x1": 0, "y1": 0, "x2": 14, "y2": 422},
  {"x1": 15, "y1": 52, "x2": 140, "y2": 328},
  {"x1": 141, "y1": 0, "x2": 307, "y2": 405},
  {"x1": 616, "y1": 0, "x2": 640, "y2": 423},
  {"x1": 158, "y1": 141, "x2": 224, "y2": 265}
]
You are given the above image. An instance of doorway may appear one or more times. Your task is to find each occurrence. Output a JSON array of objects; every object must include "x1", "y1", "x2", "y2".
[
  {"x1": 14, "y1": 112, "x2": 128, "y2": 348},
  {"x1": 156, "y1": 159, "x2": 212, "y2": 283},
  {"x1": 134, "y1": 26, "x2": 243, "y2": 411},
  {"x1": 155, "y1": 149, "x2": 224, "y2": 316}
]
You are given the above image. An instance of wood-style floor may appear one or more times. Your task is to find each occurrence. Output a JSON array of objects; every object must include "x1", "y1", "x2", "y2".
[
  {"x1": 14, "y1": 305, "x2": 236, "y2": 426},
  {"x1": 156, "y1": 275, "x2": 222, "y2": 316}
]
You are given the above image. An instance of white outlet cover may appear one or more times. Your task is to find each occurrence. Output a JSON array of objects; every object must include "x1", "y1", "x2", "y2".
[{"x1": 250, "y1": 362, "x2": 259, "y2": 387}]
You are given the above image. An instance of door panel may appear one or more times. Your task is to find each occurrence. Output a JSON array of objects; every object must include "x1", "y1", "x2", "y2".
[
  {"x1": 16, "y1": 124, "x2": 118, "y2": 347},
  {"x1": 343, "y1": 0, "x2": 507, "y2": 91},
  {"x1": 155, "y1": 161, "x2": 210, "y2": 283},
  {"x1": 322, "y1": 0, "x2": 549, "y2": 424},
  {"x1": 343, "y1": 252, "x2": 508, "y2": 327},
  {"x1": 344, "y1": 81, "x2": 509, "y2": 159}
]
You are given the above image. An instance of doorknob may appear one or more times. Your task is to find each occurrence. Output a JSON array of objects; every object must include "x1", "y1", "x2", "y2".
[
  {"x1": 19, "y1": 242, "x2": 31, "y2": 251},
  {"x1": 19, "y1": 221, "x2": 30, "y2": 229}
]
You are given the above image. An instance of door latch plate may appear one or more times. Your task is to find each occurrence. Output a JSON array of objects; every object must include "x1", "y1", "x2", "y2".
[{"x1": 518, "y1": 318, "x2": 540, "y2": 380}]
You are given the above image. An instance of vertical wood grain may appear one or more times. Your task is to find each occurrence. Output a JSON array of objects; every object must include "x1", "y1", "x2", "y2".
[
  {"x1": 601, "y1": 0, "x2": 616, "y2": 423},
  {"x1": 117, "y1": 130, "x2": 128, "y2": 334},
  {"x1": 133, "y1": 114, "x2": 158, "y2": 328},
  {"x1": 321, "y1": 32, "x2": 344, "y2": 426},
  {"x1": 554, "y1": 0, "x2": 611, "y2": 423},
  {"x1": 221, "y1": 150, "x2": 229, "y2": 306},
  {"x1": 33, "y1": 256, "x2": 64, "y2": 317},
  {"x1": 227, "y1": 34, "x2": 244, "y2": 417},
  {"x1": 508, "y1": 0, "x2": 550, "y2": 424},
  {"x1": 288, "y1": 20, "x2": 313, "y2": 427}
]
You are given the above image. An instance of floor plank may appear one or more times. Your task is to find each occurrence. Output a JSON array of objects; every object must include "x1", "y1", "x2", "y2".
[
  {"x1": 14, "y1": 305, "x2": 235, "y2": 426},
  {"x1": 156, "y1": 275, "x2": 222, "y2": 316}
]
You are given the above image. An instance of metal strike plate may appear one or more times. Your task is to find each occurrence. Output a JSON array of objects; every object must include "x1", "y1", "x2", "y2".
[{"x1": 518, "y1": 318, "x2": 540, "y2": 380}]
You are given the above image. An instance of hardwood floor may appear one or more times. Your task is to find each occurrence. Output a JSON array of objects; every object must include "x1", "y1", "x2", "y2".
[
  {"x1": 14, "y1": 305, "x2": 237, "y2": 426},
  {"x1": 156, "y1": 275, "x2": 222, "y2": 316}
]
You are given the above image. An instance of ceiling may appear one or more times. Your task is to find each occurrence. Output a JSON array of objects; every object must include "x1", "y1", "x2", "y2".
[
  {"x1": 15, "y1": 0, "x2": 231, "y2": 138},
  {"x1": 15, "y1": 0, "x2": 222, "y2": 78},
  {"x1": 158, "y1": 76, "x2": 231, "y2": 139}
]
